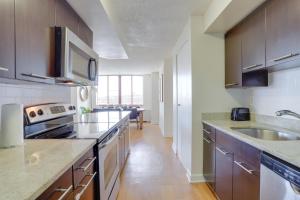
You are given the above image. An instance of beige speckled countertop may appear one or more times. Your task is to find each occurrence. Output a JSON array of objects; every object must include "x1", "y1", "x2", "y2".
[
  {"x1": 0, "y1": 139, "x2": 96, "y2": 200},
  {"x1": 202, "y1": 119, "x2": 300, "y2": 168}
]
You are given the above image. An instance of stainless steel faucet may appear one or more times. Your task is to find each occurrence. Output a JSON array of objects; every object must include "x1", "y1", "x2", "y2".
[{"x1": 275, "y1": 110, "x2": 300, "y2": 119}]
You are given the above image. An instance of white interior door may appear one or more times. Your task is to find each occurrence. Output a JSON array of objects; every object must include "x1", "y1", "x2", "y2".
[{"x1": 176, "y1": 41, "x2": 189, "y2": 169}]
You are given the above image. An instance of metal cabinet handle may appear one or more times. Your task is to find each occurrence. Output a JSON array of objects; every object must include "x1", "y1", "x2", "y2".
[
  {"x1": 243, "y1": 64, "x2": 263, "y2": 70},
  {"x1": 75, "y1": 172, "x2": 97, "y2": 200},
  {"x1": 99, "y1": 129, "x2": 120, "y2": 149},
  {"x1": 55, "y1": 185, "x2": 73, "y2": 200},
  {"x1": 225, "y1": 83, "x2": 239, "y2": 87},
  {"x1": 203, "y1": 137, "x2": 211, "y2": 144},
  {"x1": 234, "y1": 161, "x2": 254, "y2": 175},
  {"x1": 216, "y1": 147, "x2": 231, "y2": 156},
  {"x1": 77, "y1": 157, "x2": 96, "y2": 172},
  {"x1": 203, "y1": 129, "x2": 211, "y2": 134},
  {"x1": 271, "y1": 53, "x2": 299, "y2": 62},
  {"x1": 0, "y1": 66, "x2": 8, "y2": 72},
  {"x1": 21, "y1": 73, "x2": 55, "y2": 80}
]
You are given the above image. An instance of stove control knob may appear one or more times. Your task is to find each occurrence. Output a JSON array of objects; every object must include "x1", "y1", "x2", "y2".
[
  {"x1": 69, "y1": 106, "x2": 73, "y2": 110},
  {"x1": 29, "y1": 111, "x2": 36, "y2": 118},
  {"x1": 72, "y1": 106, "x2": 76, "y2": 110},
  {"x1": 37, "y1": 109, "x2": 44, "y2": 115}
]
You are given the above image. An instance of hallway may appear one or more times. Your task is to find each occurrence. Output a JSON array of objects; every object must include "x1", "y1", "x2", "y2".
[{"x1": 117, "y1": 124, "x2": 216, "y2": 200}]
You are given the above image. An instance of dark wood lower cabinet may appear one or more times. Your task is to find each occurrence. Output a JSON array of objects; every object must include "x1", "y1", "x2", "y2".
[
  {"x1": 210, "y1": 128, "x2": 261, "y2": 200},
  {"x1": 37, "y1": 148, "x2": 96, "y2": 200},
  {"x1": 37, "y1": 168, "x2": 73, "y2": 200},
  {"x1": 233, "y1": 159, "x2": 260, "y2": 200},
  {"x1": 215, "y1": 146, "x2": 233, "y2": 200}
]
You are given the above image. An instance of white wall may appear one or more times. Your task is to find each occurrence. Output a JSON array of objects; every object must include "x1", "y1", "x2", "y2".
[
  {"x1": 0, "y1": 84, "x2": 71, "y2": 123},
  {"x1": 151, "y1": 72, "x2": 160, "y2": 124},
  {"x1": 190, "y1": 16, "x2": 249, "y2": 180},
  {"x1": 159, "y1": 67, "x2": 164, "y2": 133},
  {"x1": 143, "y1": 74, "x2": 152, "y2": 121},
  {"x1": 249, "y1": 67, "x2": 300, "y2": 118},
  {"x1": 172, "y1": 16, "x2": 249, "y2": 182},
  {"x1": 163, "y1": 57, "x2": 173, "y2": 137},
  {"x1": 71, "y1": 86, "x2": 93, "y2": 114}
]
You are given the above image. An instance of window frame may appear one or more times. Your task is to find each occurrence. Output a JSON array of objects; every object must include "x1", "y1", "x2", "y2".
[{"x1": 97, "y1": 75, "x2": 144, "y2": 106}]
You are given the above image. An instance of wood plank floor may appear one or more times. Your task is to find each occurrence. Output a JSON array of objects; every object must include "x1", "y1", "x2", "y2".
[{"x1": 117, "y1": 123, "x2": 216, "y2": 200}]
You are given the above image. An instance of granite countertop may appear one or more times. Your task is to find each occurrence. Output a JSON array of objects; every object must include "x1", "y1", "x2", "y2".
[
  {"x1": 0, "y1": 139, "x2": 96, "y2": 200},
  {"x1": 73, "y1": 111, "x2": 131, "y2": 142},
  {"x1": 203, "y1": 119, "x2": 300, "y2": 168}
]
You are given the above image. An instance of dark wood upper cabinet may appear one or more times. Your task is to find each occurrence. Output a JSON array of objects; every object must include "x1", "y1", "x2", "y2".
[
  {"x1": 0, "y1": 0, "x2": 15, "y2": 79},
  {"x1": 15, "y1": 0, "x2": 56, "y2": 84},
  {"x1": 225, "y1": 26, "x2": 242, "y2": 88},
  {"x1": 266, "y1": 0, "x2": 300, "y2": 68},
  {"x1": 78, "y1": 17, "x2": 94, "y2": 48},
  {"x1": 241, "y1": 6, "x2": 266, "y2": 73},
  {"x1": 55, "y1": 0, "x2": 79, "y2": 34}
]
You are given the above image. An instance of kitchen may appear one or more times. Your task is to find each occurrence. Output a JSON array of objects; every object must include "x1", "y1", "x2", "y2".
[{"x1": 1, "y1": 0, "x2": 300, "y2": 200}]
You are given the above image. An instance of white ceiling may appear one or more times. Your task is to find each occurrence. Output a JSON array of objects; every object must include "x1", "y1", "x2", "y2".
[
  {"x1": 99, "y1": 0, "x2": 212, "y2": 74},
  {"x1": 68, "y1": 0, "x2": 212, "y2": 74},
  {"x1": 68, "y1": 0, "x2": 266, "y2": 74},
  {"x1": 66, "y1": 0, "x2": 128, "y2": 59}
]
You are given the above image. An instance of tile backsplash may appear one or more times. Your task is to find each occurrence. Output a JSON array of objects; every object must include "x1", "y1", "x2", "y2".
[
  {"x1": 250, "y1": 67, "x2": 300, "y2": 119},
  {"x1": 0, "y1": 83, "x2": 71, "y2": 123}
]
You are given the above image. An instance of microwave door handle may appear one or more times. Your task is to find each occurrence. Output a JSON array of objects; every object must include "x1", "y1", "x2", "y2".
[{"x1": 88, "y1": 58, "x2": 97, "y2": 81}]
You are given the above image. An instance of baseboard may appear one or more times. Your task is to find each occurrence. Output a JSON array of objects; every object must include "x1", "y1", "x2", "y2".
[{"x1": 186, "y1": 170, "x2": 206, "y2": 183}]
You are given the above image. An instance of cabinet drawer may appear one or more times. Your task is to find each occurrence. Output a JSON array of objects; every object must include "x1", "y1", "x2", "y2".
[
  {"x1": 73, "y1": 171, "x2": 97, "y2": 200},
  {"x1": 216, "y1": 130, "x2": 236, "y2": 153},
  {"x1": 73, "y1": 149, "x2": 96, "y2": 188},
  {"x1": 233, "y1": 158, "x2": 260, "y2": 200},
  {"x1": 234, "y1": 141, "x2": 261, "y2": 172},
  {"x1": 203, "y1": 123, "x2": 216, "y2": 141},
  {"x1": 37, "y1": 168, "x2": 73, "y2": 200}
]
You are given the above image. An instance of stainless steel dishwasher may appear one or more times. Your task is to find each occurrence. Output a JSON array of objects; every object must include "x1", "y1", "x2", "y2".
[{"x1": 261, "y1": 153, "x2": 300, "y2": 200}]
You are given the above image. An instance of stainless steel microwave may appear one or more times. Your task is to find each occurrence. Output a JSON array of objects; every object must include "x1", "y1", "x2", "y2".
[{"x1": 55, "y1": 27, "x2": 98, "y2": 86}]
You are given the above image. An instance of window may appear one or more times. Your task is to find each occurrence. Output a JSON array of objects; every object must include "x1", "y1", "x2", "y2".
[{"x1": 97, "y1": 75, "x2": 143, "y2": 105}]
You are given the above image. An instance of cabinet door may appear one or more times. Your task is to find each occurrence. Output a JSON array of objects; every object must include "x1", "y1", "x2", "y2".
[
  {"x1": 266, "y1": 0, "x2": 300, "y2": 67},
  {"x1": 37, "y1": 168, "x2": 73, "y2": 200},
  {"x1": 203, "y1": 135, "x2": 215, "y2": 191},
  {"x1": 15, "y1": 0, "x2": 56, "y2": 84},
  {"x1": 0, "y1": 0, "x2": 15, "y2": 79},
  {"x1": 55, "y1": 0, "x2": 79, "y2": 35},
  {"x1": 119, "y1": 132, "x2": 125, "y2": 170},
  {"x1": 124, "y1": 124, "x2": 130, "y2": 158},
  {"x1": 216, "y1": 146, "x2": 233, "y2": 200},
  {"x1": 78, "y1": 17, "x2": 93, "y2": 48},
  {"x1": 233, "y1": 159, "x2": 260, "y2": 200},
  {"x1": 225, "y1": 26, "x2": 242, "y2": 88},
  {"x1": 242, "y1": 6, "x2": 266, "y2": 73}
]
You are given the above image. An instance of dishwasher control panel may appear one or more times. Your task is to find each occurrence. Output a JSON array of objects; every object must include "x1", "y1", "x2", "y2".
[{"x1": 261, "y1": 153, "x2": 300, "y2": 187}]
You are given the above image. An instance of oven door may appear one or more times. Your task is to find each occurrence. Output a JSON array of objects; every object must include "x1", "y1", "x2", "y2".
[{"x1": 98, "y1": 129, "x2": 120, "y2": 200}]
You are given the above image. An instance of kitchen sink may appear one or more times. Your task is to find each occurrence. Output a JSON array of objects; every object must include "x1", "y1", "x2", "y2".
[{"x1": 230, "y1": 127, "x2": 300, "y2": 141}]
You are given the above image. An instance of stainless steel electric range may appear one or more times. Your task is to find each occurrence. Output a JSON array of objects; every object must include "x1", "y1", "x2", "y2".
[{"x1": 24, "y1": 103, "x2": 130, "y2": 200}]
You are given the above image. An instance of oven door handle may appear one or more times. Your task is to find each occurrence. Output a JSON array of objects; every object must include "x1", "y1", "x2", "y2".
[{"x1": 99, "y1": 128, "x2": 120, "y2": 149}]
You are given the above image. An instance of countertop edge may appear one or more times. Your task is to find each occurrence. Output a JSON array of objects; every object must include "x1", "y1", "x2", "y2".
[
  {"x1": 29, "y1": 139, "x2": 97, "y2": 200},
  {"x1": 202, "y1": 120, "x2": 300, "y2": 168},
  {"x1": 97, "y1": 112, "x2": 131, "y2": 142}
]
